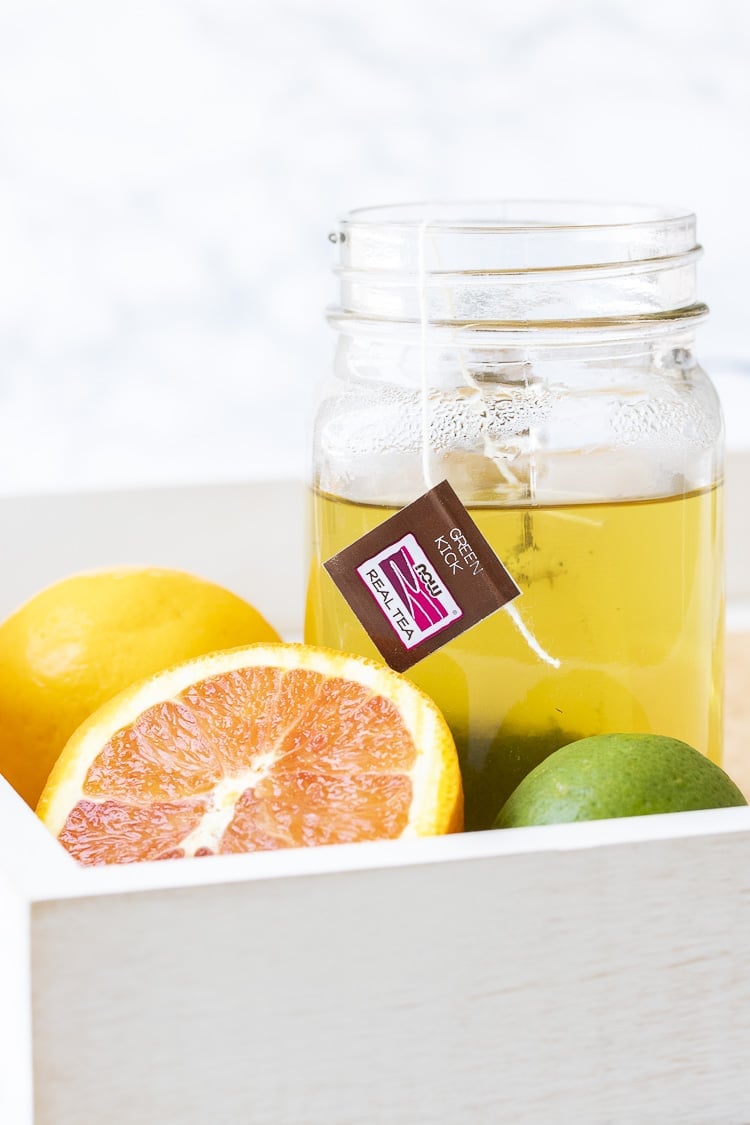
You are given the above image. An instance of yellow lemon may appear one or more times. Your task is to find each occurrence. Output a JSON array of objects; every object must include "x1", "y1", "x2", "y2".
[{"x1": 0, "y1": 568, "x2": 280, "y2": 807}]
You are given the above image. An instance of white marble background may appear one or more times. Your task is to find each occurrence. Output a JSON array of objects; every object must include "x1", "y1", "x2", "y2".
[{"x1": 0, "y1": 0, "x2": 748, "y2": 492}]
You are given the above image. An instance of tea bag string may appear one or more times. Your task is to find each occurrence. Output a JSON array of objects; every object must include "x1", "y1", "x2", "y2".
[
  {"x1": 416, "y1": 217, "x2": 436, "y2": 492},
  {"x1": 416, "y1": 218, "x2": 560, "y2": 670}
]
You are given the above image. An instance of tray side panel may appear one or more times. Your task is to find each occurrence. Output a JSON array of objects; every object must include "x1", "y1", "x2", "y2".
[
  {"x1": 30, "y1": 830, "x2": 750, "y2": 1125},
  {"x1": 727, "y1": 448, "x2": 750, "y2": 601},
  {"x1": 0, "y1": 481, "x2": 305, "y2": 636},
  {"x1": 0, "y1": 872, "x2": 33, "y2": 1125},
  {"x1": 0, "y1": 776, "x2": 81, "y2": 902}
]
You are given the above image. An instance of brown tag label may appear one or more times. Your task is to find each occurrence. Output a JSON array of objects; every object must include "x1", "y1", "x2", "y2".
[{"x1": 324, "y1": 480, "x2": 521, "y2": 672}]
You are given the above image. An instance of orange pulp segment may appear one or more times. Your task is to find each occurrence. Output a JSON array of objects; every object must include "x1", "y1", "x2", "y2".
[{"x1": 37, "y1": 644, "x2": 463, "y2": 865}]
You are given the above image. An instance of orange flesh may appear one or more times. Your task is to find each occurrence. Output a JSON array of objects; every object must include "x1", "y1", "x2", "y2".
[{"x1": 58, "y1": 667, "x2": 417, "y2": 865}]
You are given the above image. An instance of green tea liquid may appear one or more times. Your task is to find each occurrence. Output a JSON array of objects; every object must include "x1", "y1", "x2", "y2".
[{"x1": 306, "y1": 485, "x2": 724, "y2": 829}]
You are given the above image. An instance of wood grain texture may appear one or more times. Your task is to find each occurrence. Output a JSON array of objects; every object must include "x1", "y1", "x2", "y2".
[{"x1": 30, "y1": 827, "x2": 750, "y2": 1125}]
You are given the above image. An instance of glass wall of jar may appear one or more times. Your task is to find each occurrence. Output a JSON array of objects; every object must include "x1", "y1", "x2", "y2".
[{"x1": 306, "y1": 202, "x2": 724, "y2": 830}]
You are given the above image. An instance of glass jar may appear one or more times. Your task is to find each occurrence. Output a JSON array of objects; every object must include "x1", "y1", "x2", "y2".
[{"x1": 306, "y1": 202, "x2": 724, "y2": 830}]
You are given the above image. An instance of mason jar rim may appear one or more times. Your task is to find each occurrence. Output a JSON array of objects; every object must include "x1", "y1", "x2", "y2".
[
  {"x1": 330, "y1": 199, "x2": 705, "y2": 329},
  {"x1": 337, "y1": 199, "x2": 696, "y2": 236}
]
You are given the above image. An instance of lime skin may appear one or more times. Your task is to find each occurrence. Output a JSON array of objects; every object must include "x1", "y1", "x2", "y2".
[{"x1": 494, "y1": 733, "x2": 747, "y2": 829}]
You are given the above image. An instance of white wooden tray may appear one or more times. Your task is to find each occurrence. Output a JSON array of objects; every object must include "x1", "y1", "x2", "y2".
[{"x1": 1, "y1": 473, "x2": 749, "y2": 1125}]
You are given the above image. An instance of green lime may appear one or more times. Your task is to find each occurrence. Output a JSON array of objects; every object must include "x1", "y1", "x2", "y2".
[{"x1": 494, "y1": 733, "x2": 747, "y2": 828}]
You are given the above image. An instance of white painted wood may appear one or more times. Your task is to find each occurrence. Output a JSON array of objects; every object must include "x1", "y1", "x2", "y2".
[
  {"x1": 2, "y1": 762, "x2": 750, "y2": 1123},
  {"x1": 28, "y1": 818, "x2": 750, "y2": 1125},
  {"x1": 0, "y1": 463, "x2": 749, "y2": 1123},
  {"x1": 9, "y1": 798, "x2": 750, "y2": 1125},
  {"x1": 0, "y1": 777, "x2": 78, "y2": 901},
  {"x1": 0, "y1": 480, "x2": 305, "y2": 636}
]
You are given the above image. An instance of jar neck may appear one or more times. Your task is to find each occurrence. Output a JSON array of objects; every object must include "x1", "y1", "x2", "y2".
[
  {"x1": 331, "y1": 318, "x2": 703, "y2": 387},
  {"x1": 330, "y1": 201, "x2": 707, "y2": 333},
  {"x1": 332, "y1": 312, "x2": 701, "y2": 357}
]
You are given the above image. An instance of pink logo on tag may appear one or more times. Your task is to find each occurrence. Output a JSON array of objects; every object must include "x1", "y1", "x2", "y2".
[
  {"x1": 356, "y1": 533, "x2": 462, "y2": 650},
  {"x1": 380, "y1": 545, "x2": 447, "y2": 629}
]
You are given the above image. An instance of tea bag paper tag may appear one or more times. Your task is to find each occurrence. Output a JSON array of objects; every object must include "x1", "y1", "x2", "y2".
[{"x1": 324, "y1": 480, "x2": 521, "y2": 672}]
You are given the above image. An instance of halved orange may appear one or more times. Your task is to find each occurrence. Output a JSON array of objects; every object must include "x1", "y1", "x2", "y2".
[{"x1": 37, "y1": 643, "x2": 463, "y2": 865}]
